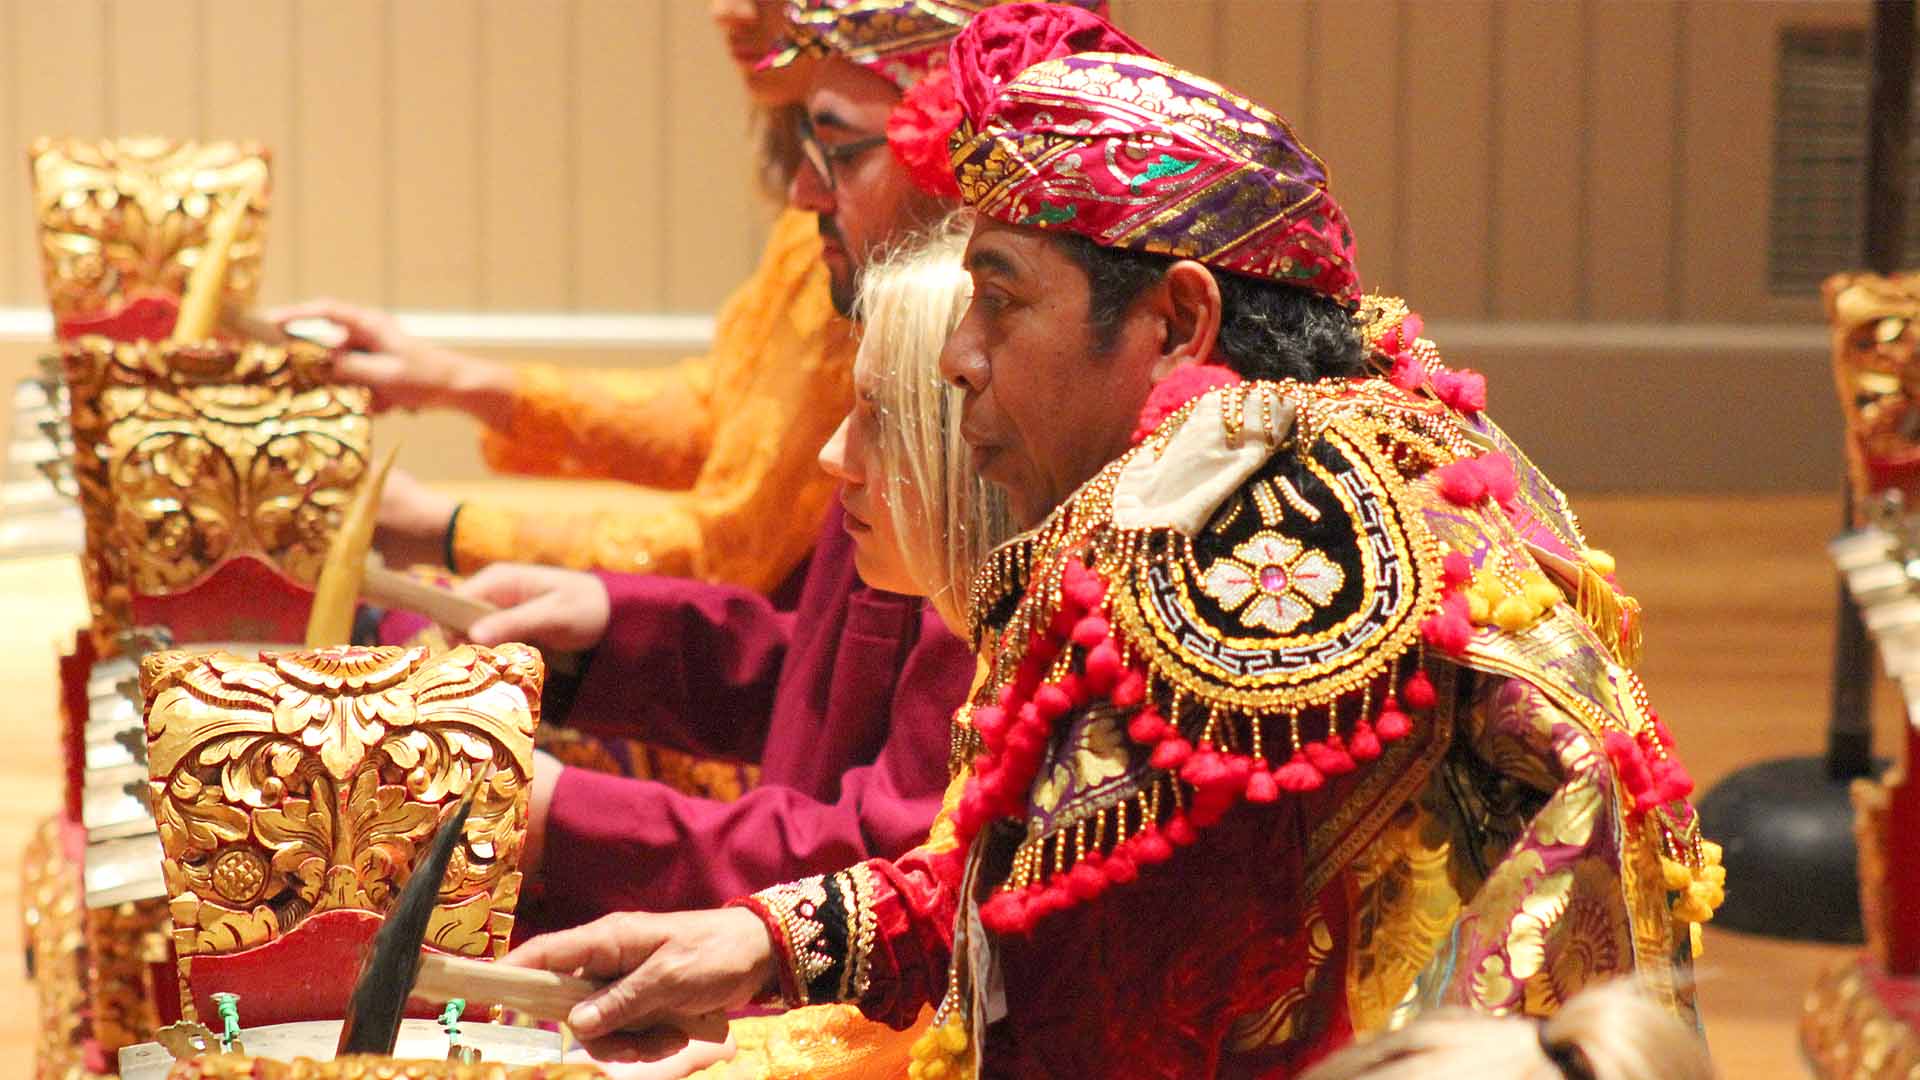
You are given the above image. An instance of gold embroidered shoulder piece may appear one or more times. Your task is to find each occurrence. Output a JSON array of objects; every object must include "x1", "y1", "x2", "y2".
[{"x1": 958, "y1": 379, "x2": 1475, "y2": 932}]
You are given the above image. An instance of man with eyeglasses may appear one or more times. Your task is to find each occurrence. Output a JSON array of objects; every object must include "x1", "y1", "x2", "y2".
[{"x1": 389, "y1": 0, "x2": 1117, "y2": 948}]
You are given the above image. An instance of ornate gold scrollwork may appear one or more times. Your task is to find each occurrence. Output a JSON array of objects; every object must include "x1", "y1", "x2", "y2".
[
  {"x1": 61, "y1": 339, "x2": 369, "y2": 642},
  {"x1": 1827, "y1": 272, "x2": 1920, "y2": 518},
  {"x1": 29, "y1": 137, "x2": 270, "y2": 323},
  {"x1": 141, "y1": 645, "x2": 542, "y2": 974}
]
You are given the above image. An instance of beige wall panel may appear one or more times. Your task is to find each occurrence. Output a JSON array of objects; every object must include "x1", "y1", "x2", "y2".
[
  {"x1": 1400, "y1": 0, "x2": 1493, "y2": 318},
  {"x1": 2, "y1": 0, "x2": 24, "y2": 306},
  {"x1": 662, "y1": 2, "x2": 760, "y2": 311},
  {"x1": 480, "y1": 0, "x2": 570, "y2": 309},
  {"x1": 1310, "y1": 0, "x2": 1401, "y2": 293},
  {"x1": 1676, "y1": 2, "x2": 1773, "y2": 322},
  {"x1": 203, "y1": 0, "x2": 298, "y2": 305},
  {"x1": 1218, "y1": 0, "x2": 1311, "y2": 126},
  {"x1": 390, "y1": 0, "x2": 482, "y2": 310},
  {"x1": 13, "y1": 0, "x2": 109, "y2": 310},
  {"x1": 106, "y1": 0, "x2": 200, "y2": 137},
  {"x1": 292, "y1": 0, "x2": 389, "y2": 305},
  {"x1": 1490, "y1": 1, "x2": 1582, "y2": 320},
  {"x1": 1585, "y1": 2, "x2": 1679, "y2": 320},
  {"x1": 1680, "y1": 1, "x2": 1863, "y2": 323},
  {"x1": 1109, "y1": 0, "x2": 1218, "y2": 74},
  {"x1": 574, "y1": 0, "x2": 668, "y2": 311}
]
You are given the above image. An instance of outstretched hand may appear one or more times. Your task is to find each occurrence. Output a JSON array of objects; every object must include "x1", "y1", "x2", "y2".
[
  {"x1": 459, "y1": 563, "x2": 613, "y2": 652},
  {"x1": 265, "y1": 298, "x2": 512, "y2": 422},
  {"x1": 505, "y1": 909, "x2": 776, "y2": 1063}
]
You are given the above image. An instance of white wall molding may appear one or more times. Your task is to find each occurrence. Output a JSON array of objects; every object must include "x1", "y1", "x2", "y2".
[
  {"x1": 0, "y1": 306, "x2": 1828, "y2": 357},
  {"x1": 0, "y1": 309, "x2": 718, "y2": 351}
]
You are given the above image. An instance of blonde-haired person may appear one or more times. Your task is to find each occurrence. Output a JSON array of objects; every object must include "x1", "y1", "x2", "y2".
[
  {"x1": 1298, "y1": 981, "x2": 1715, "y2": 1080},
  {"x1": 578, "y1": 215, "x2": 1006, "y2": 1080},
  {"x1": 819, "y1": 211, "x2": 1009, "y2": 635},
  {"x1": 271, "y1": 0, "x2": 855, "y2": 591}
]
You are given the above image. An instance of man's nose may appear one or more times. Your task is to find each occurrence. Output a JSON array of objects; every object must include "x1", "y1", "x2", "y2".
[
  {"x1": 788, "y1": 159, "x2": 834, "y2": 213},
  {"x1": 940, "y1": 320, "x2": 987, "y2": 392}
]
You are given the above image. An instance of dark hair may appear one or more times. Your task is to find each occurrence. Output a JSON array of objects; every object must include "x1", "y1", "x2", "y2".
[
  {"x1": 1050, "y1": 233, "x2": 1366, "y2": 382},
  {"x1": 755, "y1": 104, "x2": 807, "y2": 202}
]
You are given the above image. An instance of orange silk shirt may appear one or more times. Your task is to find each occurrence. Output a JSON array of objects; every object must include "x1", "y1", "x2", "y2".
[{"x1": 452, "y1": 207, "x2": 858, "y2": 591}]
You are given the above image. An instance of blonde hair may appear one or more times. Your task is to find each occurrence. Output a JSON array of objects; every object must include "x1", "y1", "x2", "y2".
[
  {"x1": 853, "y1": 212, "x2": 1012, "y2": 633},
  {"x1": 1297, "y1": 982, "x2": 1713, "y2": 1080}
]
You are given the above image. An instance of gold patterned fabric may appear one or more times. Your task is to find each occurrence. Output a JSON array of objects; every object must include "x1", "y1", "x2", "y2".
[
  {"x1": 60, "y1": 338, "x2": 369, "y2": 644},
  {"x1": 766, "y1": 0, "x2": 1105, "y2": 90},
  {"x1": 951, "y1": 49, "x2": 1361, "y2": 302}
]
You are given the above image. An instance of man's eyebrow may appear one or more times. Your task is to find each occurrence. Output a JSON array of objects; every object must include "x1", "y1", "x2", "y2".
[
  {"x1": 810, "y1": 107, "x2": 858, "y2": 133},
  {"x1": 965, "y1": 247, "x2": 1020, "y2": 280}
]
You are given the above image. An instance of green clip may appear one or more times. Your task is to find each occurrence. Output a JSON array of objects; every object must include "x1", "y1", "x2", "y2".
[
  {"x1": 211, "y1": 992, "x2": 242, "y2": 1054},
  {"x1": 439, "y1": 999, "x2": 466, "y2": 1042},
  {"x1": 442, "y1": 999, "x2": 480, "y2": 1064}
]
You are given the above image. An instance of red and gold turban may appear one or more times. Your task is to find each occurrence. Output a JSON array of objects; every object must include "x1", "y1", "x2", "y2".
[
  {"x1": 766, "y1": 0, "x2": 1108, "y2": 90},
  {"x1": 764, "y1": 1, "x2": 1114, "y2": 197},
  {"x1": 948, "y1": 27, "x2": 1362, "y2": 303}
]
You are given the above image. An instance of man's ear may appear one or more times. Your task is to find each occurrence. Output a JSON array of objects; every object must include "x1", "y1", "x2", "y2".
[{"x1": 1152, "y1": 260, "x2": 1223, "y2": 381}]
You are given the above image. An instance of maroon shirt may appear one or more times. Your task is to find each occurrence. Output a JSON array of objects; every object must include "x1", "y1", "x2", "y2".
[{"x1": 516, "y1": 505, "x2": 974, "y2": 933}]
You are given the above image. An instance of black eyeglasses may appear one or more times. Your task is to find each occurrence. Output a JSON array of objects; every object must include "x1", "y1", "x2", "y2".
[{"x1": 796, "y1": 119, "x2": 889, "y2": 191}]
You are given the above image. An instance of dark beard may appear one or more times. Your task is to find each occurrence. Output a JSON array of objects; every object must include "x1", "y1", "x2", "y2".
[{"x1": 822, "y1": 191, "x2": 958, "y2": 319}]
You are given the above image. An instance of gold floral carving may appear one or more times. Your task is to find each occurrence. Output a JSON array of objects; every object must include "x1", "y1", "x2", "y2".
[
  {"x1": 1803, "y1": 958, "x2": 1920, "y2": 1079},
  {"x1": 29, "y1": 137, "x2": 270, "y2": 323},
  {"x1": 141, "y1": 645, "x2": 542, "y2": 990},
  {"x1": 1856, "y1": 779, "x2": 1893, "y2": 970},
  {"x1": 1826, "y1": 272, "x2": 1920, "y2": 517},
  {"x1": 23, "y1": 817, "x2": 114, "y2": 1080},
  {"x1": 87, "y1": 898, "x2": 173, "y2": 1054},
  {"x1": 163, "y1": 1056, "x2": 605, "y2": 1079},
  {"x1": 61, "y1": 339, "x2": 369, "y2": 643}
]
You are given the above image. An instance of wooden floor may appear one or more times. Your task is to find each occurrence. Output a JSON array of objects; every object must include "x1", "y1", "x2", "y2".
[{"x1": 0, "y1": 489, "x2": 1887, "y2": 1076}]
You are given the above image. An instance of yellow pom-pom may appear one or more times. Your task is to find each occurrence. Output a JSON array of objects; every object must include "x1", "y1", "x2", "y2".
[
  {"x1": 1660, "y1": 858, "x2": 1693, "y2": 892},
  {"x1": 938, "y1": 1023, "x2": 969, "y2": 1055},
  {"x1": 1673, "y1": 893, "x2": 1713, "y2": 923},
  {"x1": 1701, "y1": 839, "x2": 1723, "y2": 866},
  {"x1": 1523, "y1": 575, "x2": 1563, "y2": 610},
  {"x1": 1493, "y1": 595, "x2": 1537, "y2": 632},
  {"x1": 909, "y1": 1063, "x2": 926, "y2": 1080},
  {"x1": 923, "y1": 1060, "x2": 949, "y2": 1079},
  {"x1": 1582, "y1": 548, "x2": 1616, "y2": 576},
  {"x1": 1690, "y1": 921, "x2": 1705, "y2": 958},
  {"x1": 1702, "y1": 863, "x2": 1726, "y2": 888},
  {"x1": 1467, "y1": 590, "x2": 1492, "y2": 624}
]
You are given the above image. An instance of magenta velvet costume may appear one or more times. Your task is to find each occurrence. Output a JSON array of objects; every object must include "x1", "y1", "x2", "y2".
[{"x1": 513, "y1": 504, "x2": 975, "y2": 932}]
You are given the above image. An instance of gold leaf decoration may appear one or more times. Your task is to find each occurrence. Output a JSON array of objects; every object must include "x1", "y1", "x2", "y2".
[
  {"x1": 29, "y1": 137, "x2": 270, "y2": 324},
  {"x1": 62, "y1": 339, "x2": 369, "y2": 644},
  {"x1": 141, "y1": 644, "x2": 542, "y2": 993}
]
